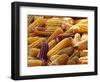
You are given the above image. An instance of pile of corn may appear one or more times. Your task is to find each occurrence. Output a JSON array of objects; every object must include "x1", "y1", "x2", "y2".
[{"x1": 28, "y1": 15, "x2": 88, "y2": 67}]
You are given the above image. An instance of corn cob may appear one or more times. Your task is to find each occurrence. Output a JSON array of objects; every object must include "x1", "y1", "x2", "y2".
[
  {"x1": 33, "y1": 27, "x2": 46, "y2": 31},
  {"x1": 34, "y1": 31, "x2": 53, "y2": 37},
  {"x1": 81, "y1": 33, "x2": 88, "y2": 40},
  {"x1": 46, "y1": 18, "x2": 61, "y2": 27},
  {"x1": 28, "y1": 48, "x2": 40, "y2": 57},
  {"x1": 66, "y1": 50, "x2": 80, "y2": 64},
  {"x1": 80, "y1": 50, "x2": 88, "y2": 57},
  {"x1": 46, "y1": 26, "x2": 59, "y2": 31},
  {"x1": 28, "y1": 37, "x2": 40, "y2": 44},
  {"x1": 28, "y1": 33, "x2": 36, "y2": 37},
  {"x1": 28, "y1": 60, "x2": 43, "y2": 66},
  {"x1": 34, "y1": 16, "x2": 44, "y2": 20},
  {"x1": 28, "y1": 56, "x2": 33, "y2": 60},
  {"x1": 72, "y1": 33, "x2": 81, "y2": 45},
  {"x1": 50, "y1": 54, "x2": 60, "y2": 61},
  {"x1": 79, "y1": 56, "x2": 88, "y2": 60},
  {"x1": 77, "y1": 23, "x2": 88, "y2": 33},
  {"x1": 69, "y1": 50, "x2": 80, "y2": 58},
  {"x1": 48, "y1": 39, "x2": 57, "y2": 50},
  {"x1": 47, "y1": 37, "x2": 72, "y2": 58},
  {"x1": 55, "y1": 33, "x2": 74, "y2": 43},
  {"x1": 28, "y1": 17, "x2": 45, "y2": 33},
  {"x1": 50, "y1": 54, "x2": 69, "y2": 65},
  {"x1": 77, "y1": 19, "x2": 88, "y2": 24},
  {"x1": 39, "y1": 42, "x2": 48, "y2": 61},
  {"x1": 61, "y1": 17, "x2": 74, "y2": 30},
  {"x1": 67, "y1": 55, "x2": 79, "y2": 65},
  {"x1": 79, "y1": 60, "x2": 88, "y2": 64},
  {"x1": 75, "y1": 19, "x2": 88, "y2": 24},
  {"x1": 28, "y1": 15, "x2": 34, "y2": 25},
  {"x1": 28, "y1": 38, "x2": 46, "y2": 48},
  {"x1": 66, "y1": 23, "x2": 88, "y2": 33},
  {"x1": 57, "y1": 46, "x2": 74, "y2": 56},
  {"x1": 28, "y1": 56, "x2": 38, "y2": 60},
  {"x1": 47, "y1": 28, "x2": 63, "y2": 42},
  {"x1": 74, "y1": 38, "x2": 88, "y2": 50},
  {"x1": 74, "y1": 19, "x2": 80, "y2": 24},
  {"x1": 33, "y1": 30, "x2": 53, "y2": 37},
  {"x1": 79, "y1": 56, "x2": 88, "y2": 64}
]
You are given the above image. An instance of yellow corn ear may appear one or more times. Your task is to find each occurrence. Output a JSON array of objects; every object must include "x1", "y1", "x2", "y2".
[
  {"x1": 28, "y1": 48, "x2": 40, "y2": 57},
  {"x1": 75, "y1": 19, "x2": 88, "y2": 24},
  {"x1": 28, "y1": 33, "x2": 35, "y2": 37},
  {"x1": 47, "y1": 28, "x2": 63, "y2": 42},
  {"x1": 77, "y1": 24, "x2": 88, "y2": 33},
  {"x1": 34, "y1": 16, "x2": 44, "y2": 20},
  {"x1": 28, "y1": 15, "x2": 34, "y2": 25},
  {"x1": 48, "y1": 40, "x2": 57, "y2": 50},
  {"x1": 46, "y1": 26, "x2": 60, "y2": 32},
  {"x1": 28, "y1": 38, "x2": 46, "y2": 48},
  {"x1": 79, "y1": 56, "x2": 88, "y2": 64},
  {"x1": 28, "y1": 56, "x2": 34, "y2": 60},
  {"x1": 47, "y1": 38, "x2": 72, "y2": 58},
  {"x1": 74, "y1": 38, "x2": 88, "y2": 50},
  {"x1": 46, "y1": 18, "x2": 61, "y2": 27},
  {"x1": 28, "y1": 56, "x2": 37, "y2": 60},
  {"x1": 28, "y1": 17, "x2": 45, "y2": 33},
  {"x1": 66, "y1": 23, "x2": 88, "y2": 33},
  {"x1": 80, "y1": 50, "x2": 88, "y2": 57},
  {"x1": 79, "y1": 60, "x2": 88, "y2": 64},
  {"x1": 79, "y1": 56, "x2": 88, "y2": 60},
  {"x1": 77, "y1": 19, "x2": 88, "y2": 24},
  {"x1": 28, "y1": 60, "x2": 43, "y2": 66},
  {"x1": 50, "y1": 54, "x2": 60, "y2": 61},
  {"x1": 28, "y1": 37, "x2": 40, "y2": 44},
  {"x1": 61, "y1": 17, "x2": 74, "y2": 30}
]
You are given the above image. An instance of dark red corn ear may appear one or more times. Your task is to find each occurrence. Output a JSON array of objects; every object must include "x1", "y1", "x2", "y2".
[
  {"x1": 36, "y1": 27, "x2": 46, "y2": 31},
  {"x1": 39, "y1": 42, "x2": 48, "y2": 61},
  {"x1": 55, "y1": 33, "x2": 74, "y2": 42},
  {"x1": 32, "y1": 27, "x2": 46, "y2": 31}
]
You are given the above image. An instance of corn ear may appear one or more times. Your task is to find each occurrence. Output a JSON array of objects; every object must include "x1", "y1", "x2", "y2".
[
  {"x1": 47, "y1": 28, "x2": 63, "y2": 42},
  {"x1": 28, "y1": 48, "x2": 40, "y2": 57},
  {"x1": 50, "y1": 54, "x2": 69, "y2": 65},
  {"x1": 72, "y1": 33, "x2": 81, "y2": 45},
  {"x1": 80, "y1": 50, "x2": 88, "y2": 57},
  {"x1": 28, "y1": 38, "x2": 46, "y2": 48},
  {"x1": 48, "y1": 39, "x2": 57, "y2": 50},
  {"x1": 28, "y1": 37, "x2": 40, "y2": 44},
  {"x1": 28, "y1": 17, "x2": 45, "y2": 33},
  {"x1": 57, "y1": 46, "x2": 74, "y2": 56},
  {"x1": 34, "y1": 30, "x2": 53, "y2": 37},
  {"x1": 28, "y1": 60, "x2": 43, "y2": 66},
  {"x1": 67, "y1": 55, "x2": 79, "y2": 64},
  {"x1": 66, "y1": 23, "x2": 88, "y2": 33},
  {"x1": 46, "y1": 18, "x2": 61, "y2": 27},
  {"x1": 47, "y1": 38, "x2": 72, "y2": 58},
  {"x1": 50, "y1": 54, "x2": 60, "y2": 61},
  {"x1": 61, "y1": 17, "x2": 74, "y2": 30},
  {"x1": 28, "y1": 15, "x2": 34, "y2": 25},
  {"x1": 28, "y1": 56, "x2": 37, "y2": 60},
  {"x1": 74, "y1": 38, "x2": 88, "y2": 50},
  {"x1": 81, "y1": 33, "x2": 88, "y2": 40}
]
